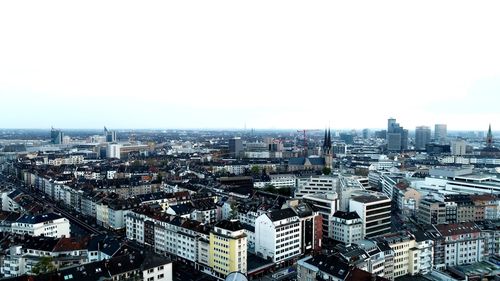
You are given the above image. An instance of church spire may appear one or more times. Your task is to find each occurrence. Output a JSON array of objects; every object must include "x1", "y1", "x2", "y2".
[
  {"x1": 487, "y1": 124, "x2": 493, "y2": 147},
  {"x1": 327, "y1": 128, "x2": 332, "y2": 149}
]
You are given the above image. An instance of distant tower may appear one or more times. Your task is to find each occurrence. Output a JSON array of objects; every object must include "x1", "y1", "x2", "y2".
[
  {"x1": 323, "y1": 128, "x2": 333, "y2": 169},
  {"x1": 486, "y1": 124, "x2": 493, "y2": 147},
  {"x1": 104, "y1": 126, "x2": 117, "y2": 142},
  {"x1": 50, "y1": 127, "x2": 64, "y2": 144},
  {"x1": 434, "y1": 124, "x2": 447, "y2": 144},
  {"x1": 415, "y1": 126, "x2": 431, "y2": 150}
]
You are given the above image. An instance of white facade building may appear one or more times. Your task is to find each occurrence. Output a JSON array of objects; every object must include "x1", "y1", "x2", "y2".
[
  {"x1": 11, "y1": 213, "x2": 70, "y2": 238},
  {"x1": 295, "y1": 176, "x2": 339, "y2": 198},
  {"x1": 254, "y1": 208, "x2": 301, "y2": 263}
]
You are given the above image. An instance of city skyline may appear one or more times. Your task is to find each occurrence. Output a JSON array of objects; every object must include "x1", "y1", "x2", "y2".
[{"x1": 1, "y1": 1, "x2": 500, "y2": 130}]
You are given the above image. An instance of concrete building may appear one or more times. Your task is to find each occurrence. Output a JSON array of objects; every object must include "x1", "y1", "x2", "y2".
[
  {"x1": 387, "y1": 118, "x2": 408, "y2": 152},
  {"x1": 349, "y1": 194, "x2": 391, "y2": 238},
  {"x1": 417, "y1": 198, "x2": 446, "y2": 225},
  {"x1": 434, "y1": 223, "x2": 484, "y2": 267},
  {"x1": 451, "y1": 139, "x2": 467, "y2": 156},
  {"x1": 228, "y1": 137, "x2": 243, "y2": 158},
  {"x1": 435, "y1": 124, "x2": 447, "y2": 144},
  {"x1": 50, "y1": 128, "x2": 64, "y2": 144},
  {"x1": 106, "y1": 143, "x2": 122, "y2": 159},
  {"x1": 255, "y1": 208, "x2": 301, "y2": 263},
  {"x1": 294, "y1": 175, "x2": 339, "y2": 198},
  {"x1": 332, "y1": 211, "x2": 363, "y2": 244},
  {"x1": 11, "y1": 213, "x2": 70, "y2": 238},
  {"x1": 209, "y1": 220, "x2": 247, "y2": 278},
  {"x1": 303, "y1": 193, "x2": 339, "y2": 238},
  {"x1": 415, "y1": 126, "x2": 431, "y2": 150}
]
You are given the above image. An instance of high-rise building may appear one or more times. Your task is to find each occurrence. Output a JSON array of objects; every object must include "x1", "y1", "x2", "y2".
[
  {"x1": 228, "y1": 137, "x2": 243, "y2": 158},
  {"x1": 434, "y1": 124, "x2": 447, "y2": 144},
  {"x1": 50, "y1": 127, "x2": 64, "y2": 144},
  {"x1": 415, "y1": 126, "x2": 431, "y2": 150},
  {"x1": 104, "y1": 127, "x2": 117, "y2": 142},
  {"x1": 209, "y1": 220, "x2": 247, "y2": 278},
  {"x1": 362, "y1": 129, "x2": 369, "y2": 139},
  {"x1": 386, "y1": 118, "x2": 408, "y2": 151}
]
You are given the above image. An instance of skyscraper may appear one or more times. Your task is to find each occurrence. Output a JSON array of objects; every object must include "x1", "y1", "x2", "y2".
[
  {"x1": 415, "y1": 126, "x2": 431, "y2": 150},
  {"x1": 434, "y1": 124, "x2": 447, "y2": 144},
  {"x1": 104, "y1": 127, "x2": 117, "y2": 142},
  {"x1": 50, "y1": 127, "x2": 64, "y2": 144},
  {"x1": 228, "y1": 137, "x2": 243, "y2": 158},
  {"x1": 386, "y1": 118, "x2": 408, "y2": 151}
]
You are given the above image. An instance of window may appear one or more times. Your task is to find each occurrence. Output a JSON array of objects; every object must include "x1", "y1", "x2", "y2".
[{"x1": 158, "y1": 274, "x2": 164, "y2": 279}]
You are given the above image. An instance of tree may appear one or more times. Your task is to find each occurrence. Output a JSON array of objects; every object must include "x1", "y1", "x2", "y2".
[
  {"x1": 250, "y1": 165, "x2": 260, "y2": 176},
  {"x1": 229, "y1": 201, "x2": 239, "y2": 219},
  {"x1": 322, "y1": 167, "x2": 332, "y2": 175},
  {"x1": 31, "y1": 256, "x2": 56, "y2": 275}
]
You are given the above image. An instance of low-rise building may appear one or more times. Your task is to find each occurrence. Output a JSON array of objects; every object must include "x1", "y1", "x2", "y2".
[
  {"x1": 332, "y1": 211, "x2": 363, "y2": 244},
  {"x1": 11, "y1": 213, "x2": 70, "y2": 238}
]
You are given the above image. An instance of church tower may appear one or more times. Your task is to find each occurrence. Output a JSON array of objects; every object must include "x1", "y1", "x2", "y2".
[
  {"x1": 323, "y1": 128, "x2": 333, "y2": 169},
  {"x1": 486, "y1": 124, "x2": 493, "y2": 147}
]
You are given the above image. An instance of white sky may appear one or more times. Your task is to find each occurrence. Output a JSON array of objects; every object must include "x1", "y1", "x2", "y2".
[{"x1": 1, "y1": 0, "x2": 499, "y2": 131}]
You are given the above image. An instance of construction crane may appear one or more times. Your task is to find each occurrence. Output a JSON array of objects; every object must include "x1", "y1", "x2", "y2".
[{"x1": 296, "y1": 129, "x2": 320, "y2": 155}]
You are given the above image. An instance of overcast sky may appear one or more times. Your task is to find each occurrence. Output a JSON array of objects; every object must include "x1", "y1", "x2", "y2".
[{"x1": 1, "y1": 1, "x2": 499, "y2": 131}]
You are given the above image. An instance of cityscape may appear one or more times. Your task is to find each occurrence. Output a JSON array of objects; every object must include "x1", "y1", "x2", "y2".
[
  {"x1": 0, "y1": 120, "x2": 499, "y2": 281},
  {"x1": 2, "y1": 1, "x2": 500, "y2": 281}
]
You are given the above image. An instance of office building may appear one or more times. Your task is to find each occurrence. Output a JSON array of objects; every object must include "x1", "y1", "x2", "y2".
[
  {"x1": 104, "y1": 127, "x2": 117, "y2": 142},
  {"x1": 303, "y1": 193, "x2": 339, "y2": 238},
  {"x1": 386, "y1": 118, "x2": 408, "y2": 151},
  {"x1": 228, "y1": 137, "x2": 243, "y2": 158},
  {"x1": 451, "y1": 139, "x2": 467, "y2": 156},
  {"x1": 349, "y1": 194, "x2": 391, "y2": 238},
  {"x1": 417, "y1": 199, "x2": 446, "y2": 225},
  {"x1": 106, "y1": 143, "x2": 122, "y2": 159},
  {"x1": 294, "y1": 176, "x2": 339, "y2": 198},
  {"x1": 50, "y1": 127, "x2": 64, "y2": 144},
  {"x1": 434, "y1": 124, "x2": 447, "y2": 144},
  {"x1": 255, "y1": 208, "x2": 301, "y2": 263},
  {"x1": 415, "y1": 126, "x2": 431, "y2": 150}
]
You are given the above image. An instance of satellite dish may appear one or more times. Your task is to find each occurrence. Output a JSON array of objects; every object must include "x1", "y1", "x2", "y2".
[{"x1": 225, "y1": 272, "x2": 248, "y2": 281}]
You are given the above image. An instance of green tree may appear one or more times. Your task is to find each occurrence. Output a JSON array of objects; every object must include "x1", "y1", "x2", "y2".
[
  {"x1": 322, "y1": 167, "x2": 332, "y2": 175},
  {"x1": 250, "y1": 165, "x2": 260, "y2": 175},
  {"x1": 31, "y1": 256, "x2": 56, "y2": 275},
  {"x1": 229, "y1": 201, "x2": 239, "y2": 219}
]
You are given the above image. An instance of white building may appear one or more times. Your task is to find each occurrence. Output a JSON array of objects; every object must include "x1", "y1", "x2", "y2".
[
  {"x1": 434, "y1": 223, "x2": 484, "y2": 267},
  {"x1": 332, "y1": 211, "x2": 363, "y2": 244},
  {"x1": 106, "y1": 143, "x2": 122, "y2": 159},
  {"x1": 11, "y1": 213, "x2": 70, "y2": 238},
  {"x1": 255, "y1": 174, "x2": 297, "y2": 189},
  {"x1": 451, "y1": 140, "x2": 467, "y2": 156},
  {"x1": 255, "y1": 208, "x2": 301, "y2": 263},
  {"x1": 295, "y1": 176, "x2": 339, "y2": 198}
]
